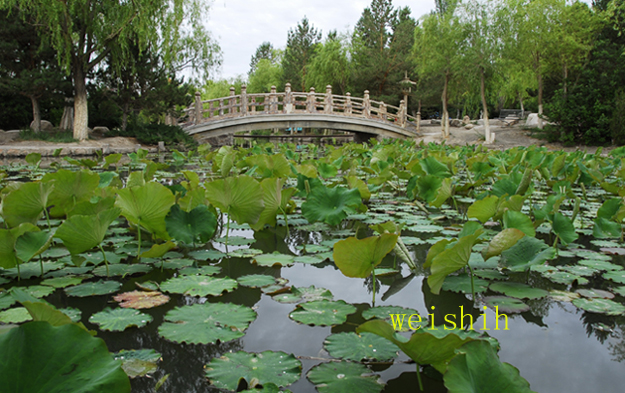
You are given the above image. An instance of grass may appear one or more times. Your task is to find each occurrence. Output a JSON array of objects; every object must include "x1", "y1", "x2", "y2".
[{"x1": 19, "y1": 128, "x2": 78, "y2": 143}]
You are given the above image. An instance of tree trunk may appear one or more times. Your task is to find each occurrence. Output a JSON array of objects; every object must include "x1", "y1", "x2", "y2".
[
  {"x1": 480, "y1": 68, "x2": 492, "y2": 144},
  {"x1": 519, "y1": 93, "x2": 524, "y2": 115},
  {"x1": 73, "y1": 65, "x2": 89, "y2": 140},
  {"x1": 563, "y1": 60, "x2": 568, "y2": 100},
  {"x1": 442, "y1": 72, "x2": 450, "y2": 138},
  {"x1": 537, "y1": 69, "x2": 544, "y2": 130},
  {"x1": 30, "y1": 95, "x2": 41, "y2": 132},
  {"x1": 122, "y1": 101, "x2": 130, "y2": 131}
]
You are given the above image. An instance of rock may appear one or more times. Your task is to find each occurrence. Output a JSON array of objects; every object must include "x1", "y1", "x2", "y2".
[
  {"x1": 0, "y1": 130, "x2": 20, "y2": 143},
  {"x1": 450, "y1": 119, "x2": 462, "y2": 127},
  {"x1": 30, "y1": 120, "x2": 54, "y2": 132},
  {"x1": 91, "y1": 126, "x2": 109, "y2": 138},
  {"x1": 525, "y1": 113, "x2": 541, "y2": 127},
  {"x1": 462, "y1": 115, "x2": 471, "y2": 125},
  {"x1": 431, "y1": 119, "x2": 441, "y2": 125},
  {"x1": 464, "y1": 124, "x2": 475, "y2": 130}
]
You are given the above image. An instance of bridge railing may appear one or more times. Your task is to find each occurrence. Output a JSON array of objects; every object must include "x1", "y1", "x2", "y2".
[{"x1": 182, "y1": 84, "x2": 418, "y2": 134}]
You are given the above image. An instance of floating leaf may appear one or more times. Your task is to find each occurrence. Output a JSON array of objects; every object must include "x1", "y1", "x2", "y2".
[
  {"x1": 483, "y1": 296, "x2": 530, "y2": 314},
  {"x1": 114, "y1": 349, "x2": 161, "y2": 378},
  {"x1": 89, "y1": 307, "x2": 152, "y2": 331},
  {"x1": 543, "y1": 271, "x2": 589, "y2": 285},
  {"x1": 158, "y1": 302, "x2": 256, "y2": 344},
  {"x1": 238, "y1": 274, "x2": 277, "y2": 288},
  {"x1": 289, "y1": 300, "x2": 356, "y2": 326},
  {"x1": 293, "y1": 255, "x2": 326, "y2": 264},
  {"x1": 0, "y1": 322, "x2": 130, "y2": 392},
  {"x1": 65, "y1": 280, "x2": 122, "y2": 297},
  {"x1": 273, "y1": 286, "x2": 333, "y2": 304},
  {"x1": 576, "y1": 289, "x2": 614, "y2": 299},
  {"x1": 603, "y1": 271, "x2": 625, "y2": 284},
  {"x1": 489, "y1": 282, "x2": 548, "y2": 300},
  {"x1": 205, "y1": 351, "x2": 301, "y2": 391},
  {"x1": 40, "y1": 276, "x2": 85, "y2": 289},
  {"x1": 161, "y1": 276, "x2": 237, "y2": 297},
  {"x1": 59, "y1": 307, "x2": 82, "y2": 322},
  {"x1": 549, "y1": 290, "x2": 580, "y2": 302},
  {"x1": 572, "y1": 298, "x2": 625, "y2": 315},
  {"x1": 92, "y1": 264, "x2": 151, "y2": 277},
  {"x1": 0, "y1": 307, "x2": 32, "y2": 323},
  {"x1": 307, "y1": 361, "x2": 384, "y2": 393},
  {"x1": 324, "y1": 332, "x2": 399, "y2": 361},
  {"x1": 188, "y1": 249, "x2": 226, "y2": 261},
  {"x1": 442, "y1": 275, "x2": 490, "y2": 294},
  {"x1": 113, "y1": 291, "x2": 170, "y2": 309},
  {"x1": 253, "y1": 252, "x2": 295, "y2": 267},
  {"x1": 179, "y1": 266, "x2": 221, "y2": 276},
  {"x1": 139, "y1": 241, "x2": 176, "y2": 259}
]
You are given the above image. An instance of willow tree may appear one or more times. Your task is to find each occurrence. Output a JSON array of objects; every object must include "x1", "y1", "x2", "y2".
[{"x1": 0, "y1": 0, "x2": 220, "y2": 140}]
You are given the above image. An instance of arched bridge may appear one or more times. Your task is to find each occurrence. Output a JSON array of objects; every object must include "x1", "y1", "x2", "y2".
[{"x1": 180, "y1": 84, "x2": 420, "y2": 144}]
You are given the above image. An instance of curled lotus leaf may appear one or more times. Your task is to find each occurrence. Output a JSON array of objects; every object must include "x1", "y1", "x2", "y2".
[{"x1": 113, "y1": 290, "x2": 170, "y2": 309}]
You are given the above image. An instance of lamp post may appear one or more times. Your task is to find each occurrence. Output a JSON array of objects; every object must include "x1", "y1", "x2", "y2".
[{"x1": 399, "y1": 71, "x2": 418, "y2": 132}]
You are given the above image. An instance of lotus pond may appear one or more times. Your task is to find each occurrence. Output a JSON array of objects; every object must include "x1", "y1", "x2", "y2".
[{"x1": 1, "y1": 141, "x2": 625, "y2": 392}]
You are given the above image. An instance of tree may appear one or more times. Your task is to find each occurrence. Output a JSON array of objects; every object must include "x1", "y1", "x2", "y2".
[
  {"x1": 351, "y1": 0, "x2": 417, "y2": 105},
  {"x1": 306, "y1": 31, "x2": 351, "y2": 95},
  {"x1": 0, "y1": 8, "x2": 68, "y2": 131},
  {"x1": 248, "y1": 59, "x2": 284, "y2": 93},
  {"x1": 0, "y1": 0, "x2": 220, "y2": 140},
  {"x1": 283, "y1": 17, "x2": 321, "y2": 92},
  {"x1": 249, "y1": 42, "x2": 279, "y2": 74}
]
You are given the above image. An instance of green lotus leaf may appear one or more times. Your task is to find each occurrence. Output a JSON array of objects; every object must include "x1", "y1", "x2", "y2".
[
  {"x1": 602, "y1": 271, "x2": 625, "y2": 284},
  {"x1": 489, "y1": 282, "x2": 548, "y2": 300},
  {"x1": 273, "y1": 285, "x2": 334, "y2": 303},
  {"x1": 333, "y1": 234, "x2": 398, "y2": 278},
  {"x1": 0, "y1": 321, "x2": 130, "y2": 392},
  {"x1": 593, "y1": 217, "x2": 622, "y2": 239},
  {"x1": 92, "y1": 264, "x2": 151, "y2": 277},
  {"x1": 552, "y1": 212, "x2": 578, "y2": 245},
  {"x1": 153, "y1": 258, "x2": 194, "y2": 269},
  {"x1": 346, "y1": 175, "x2": 372, "y2": 201},
  {"x1": 318, "y1": 162, "x2": 338, "y2": 179},
  {"x1": 307, "y1": 361, "x2": 384, "y2": 393},
  {"x1": 238, "y1": 274, "x2": 277, "y2": 288},
  {"x1": 69, "y1": 196, "x2": 116, "y2": 218},
  {"x1": 139, "y1": 241, "x2": 176, "y2": 259},
  {"x1": 2, "y1": 181, "x2": 54, "y2": 228},
  {"x1": 21, "y1": 285, "x2": 55, "y2": 298},
  {"x1": 597, "y1": 198, "x2": 623, "y2": 219},
  {"x1": 503, "y1": 210, "x2": 535, "y2": 237},
  {"x1": 89, "y1": 307, "x2": 152, "y2": 331},
  {"x1": 213, "y1": 235, "x2": 256, "y2": 245},
  {"x1": 428, "y1": 232, "x2": 482, "y2": 295},
  {"x1": 160, "y1": 275, "x2": 237, "y2": 297},
  {"x1": 116, "y1": 182, "x2": 176, "y2": 240},
  {"x1": 289, "y1": 300, "x2": 356, "y2": 326},
  {"x1": 56, "y1": 208, "x2": 121, "y2": 255},
  {"x1": 228, "y1": 248, "x2": 264, "y2": 258},
  {"x1": 0, "y1": 307, "x2": 32, "y2": 323},
  {"x1": 468, "y1": 196, "x2": 500, "y2": 223},
  {"x1": 188, "y1": 249, "x2": 226, "y2": 261},
  {"x1": 205, "y1": 175, "x2": 265, "y2": 225},
  {"x1": 179, "y1": 266, "x2": 221, "y2": 276},
  {"x1": 165, "y1": 204, "x2": 217, "y2": 245},
  {"x1": 420, "y1": 156, "x2": 451, "y2": 177},
  {"x1": 324, "y1": 332, "x2": 399, "y2": 361},
  {"x1": 549, "y1": 290, "x2": 580, "y2": 302},
  {"x1": 500, "y1": 236, "x2": 556, "y2": 272},
  {"x1": 483, "y1": 296, "x2": 530, "y2": 314},
  {"x1": 42, "y1": 265, "x2": 91, "y2": 279},
  {"x1": 65, "y1": 280, "x2": 122, "y2": 297},
  {"x1": 416, "y1": 175, "x2": 443, "y2": 203},
  {"x1": 483, "y1": 228, "x2": 525, "y2": 261},
  {"x1": 59, "y1": 307, "x2": 82, "y2": 323},
  {"x1": 543, "y1": 271, "x2": 589, "y2": 285},
  {"x1": 15, "y1": 230, "x2": 54, "y2": 265},
  {"x1": 205, "y1": 351, "x2": 301, "y2": 391},
  {"x1": 442, "y1": 274, "x2": 490, "y2": 294},
  {"x1": 25, "y1": 152, "x2": 41, "y2": 166},
  {"x1": 293, "y1": 255, "x2": 326, "y2": 264},
  {"x1": 444, "y1": 340, "x2": 535, "y2": 393},
  {"x1": 301, "y1": 185, "x2": 362, "y2": 226},
  {"x1": 576, "y1": 289, "x2": 614, "y2": 299},
  {"x1": 158, "y1": 302, "x2": 256, "y2": 344},
  {"x1": 42, "y1": 169, "x2": 101, "y2": 217},
  {"x1": 0, "y1": 293, "x2": 16, "y2": 310},
  {"x1": 472, "y1": 269, "x2": 507, "y2": 280},
  {"x1": 114, "y1": 349, "x2": 161, "y2": 378},
  {"x1": 559, "y1": 265, "x2": 598, "y2": 277},
  {"x1": 356, "y1": 319, "x2": 474, "y2": 372},
  {"x1": 251, "y1": 177, "x2": 296, "y2": 231},
  {"x1": 0, "y1": 223, "x2": 40, "y2": 269},
  {"x1": 572, "y1": 297, "x2": 625, "y2": 315},
  {"x1": 613, "y1": 286, "x2": 625, "y2": 297},
  {"x1": 361, "y1": 305, "x2": 419, "y2": 321},
  {"x1": 253, "y1": 252, "x2": 295, "y2": 267}
]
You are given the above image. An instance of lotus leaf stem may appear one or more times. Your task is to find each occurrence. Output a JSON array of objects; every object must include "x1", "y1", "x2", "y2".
[
  {"x1": 416, "y1": 362, "x2": 423, "y2": 391},
  {"x1": 99, "y1": 244, "x2": 109, "y2": 277}
]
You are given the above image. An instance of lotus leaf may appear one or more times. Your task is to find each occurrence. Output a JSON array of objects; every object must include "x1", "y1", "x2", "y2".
[
  {"x1": 301, "y1": 185, "x2": 362, "y2": 226},
  {"x1": 205, "y1": 351, "x2": 301, "y2": 391},
  {"x1": 154, "y1": 258, "x2": 194, "y2": 269},
  {"x1": 483, "y1": 228, "x2": 525, "y2": 261},
  {"x1": 576, "y1": 289, "x2": 614, "y2": 299},
  {"x1": 179, "y1": 266, "x2": 221, "y2": 276},
  {"x1": 444, "y1": 340, "x2": 535, "y2": 393},
  {"x1": 333, "y1": 234, "x2": 398, "y2": 278},
  {"x1": 0, "y1": 307, "x2": 32, "y2": 323},
  {"x1": 483, "y1": 296, "x2": 530, "y2": 314},
  {"x1": 307, "y1": 361, "x2": 384, "y2": 393},
  {"x1": 158, "y1": 302, "x2": 256, "y2": 344},
  {"x1": 503, "y1": 210, "x2": 535, "y2": 237},
  {"x1": 116, "y1": 182, "x2": 175, "y2": 240},
  {"x1": 549, "y1": 290, "x2": 580, "y2": 302},
  {"x1": 1, "y1": 181, "x2": 54, "y2": 228},
  {"x1": 139, "y1": 241, "x2": 176, "y2": 259},
  {"x1": 188, "y1": 249, "x2": 226, "y2": 260},
  {"x1": 593, "y1": 217, "x2": 622, "y2": 238},
  {"x1": 489, "y1": 282, "x2": 548, "y2": 300},
  {"x1": 165, "y1": 204, "x2": 217, "y2": 245},
  {"x1": 251, "y1": 177, "x2": 296, "y2": 230},
  {"x1": 468, "y1": 196, "x2": 500, "y2": 223},
  {"x1": 273, "y1": 286, "x2": 333, "y2": 303},
  {"x1": 472, "y1": 269, "x2": 507, "y2": 280},
  {"x1": 44, "y1": 266, "x2": 93, "y2": 278},
  {"x1": 228, "y1": 248, "x2": 265, "y2": 258},
  {"x1": 0, "y1": 223, "x2": 40, "y2": 269},
  {"x1": 572, "y1": 298, "x2": 625, "y2": 315},
  {"x1": 2, "y1": 261, "x2": 64, "y2": 279},
  {"x1": 613, "y1": 286, "x2": 625, "y2": 297},
  {"x1": 205, "y1": 175, "x2": 265, "y2": 225},
  {"x1": 160, "y1": 275, "x2": 237, "y2": 297},
  {"x1": 0, "y1": 321, "x2": 131, "y2": 392},
  {"x1": 214, "y1": 236, "x2": 256, "y2": 245},
  {"x1": 42, "y1": 169, "x2": 101, "y2": 217},
  {"x1": 361, "y1": 305, "x2": 419, "y2": 322},
  {"x1": 238, "y1": 274, "x2": 277, "y2": 288},
  {"x1": 114, "y1": 349, "x2": 161, "y2": 378},
  {"x1": 253, "y1": 252, "x2": 295, "y2": 267},
  {"x1": 93, "y1": 264, "x2": 151, "y2": 277},
  {"x1": 442, "y1": 275, "x2": 490, "y2": 294},
  {"x1": 289, "y1": 300, "x2": 356, "y2": 326},
  {"x1": 428, "y1": 232, "x2": 482, "y2": 295},
  {"x1": 89, "y1": 307, "x2": 152, "y2": 331},
  {"x1": 552, "y1": 212, "x2": 578, "y2": 245},
  {"x1": 559, "y1": 265, "x2": 598, "y2": 277},
  {"x1": 65, "y1": 280, "x2": 122, "y2": 297},
  {"x1": 22, "y1": 285, "x2": 55, "y2": 298},
  {"x1": 56, "y1": 208, "x2": 122, "y2": 256},
  {"x1": 500, "y1": 237, "x2": 556, "y2": 272},
  {"x1": 324, "y1": 332, "x2": 399, "y2": 361},
  {"x1": 603, "y1": 271, "x2": 625, "y2": 284},
  {"x1": 0, "y1": 292, "x2": 16, "y2": 310},
  {"x1": 543, "y1": 271, "x2": 589, "y2": 285},
  {"x1": 293, "y1": 255, "x2": 326, "y2": 264},
  {"x1": 113, "y1": 291, "x2": 170, "y2": 309}
]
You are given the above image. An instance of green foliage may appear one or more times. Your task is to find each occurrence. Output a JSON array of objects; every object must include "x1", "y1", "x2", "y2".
[
  {"x1": 106, "y1": 123, "x2": 197, "y2": 148},
  {"x1": 283, "y1": 17, "x2": 321, "y2": 91},
  {"x1": 19, "y1": 129, "x2": 77, "y2": 143}
]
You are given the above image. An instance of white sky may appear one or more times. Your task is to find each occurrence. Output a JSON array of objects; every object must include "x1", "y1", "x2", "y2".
[{"x1": 206, "y1": 0, "x2": 435, "y2": 80}]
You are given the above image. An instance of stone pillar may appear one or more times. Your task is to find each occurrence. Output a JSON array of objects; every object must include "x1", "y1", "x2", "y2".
[
  {"x1": 270, "y1": 86, "x2": 278, "y2": 114},
  {"x1": 416, "y1": 111, "x2": 421, "y2": 132},
  {"x1": 379, "y1": 102, "x2": 386, "y2": 119},
  {"x1": 194, "y1": 92, "x2": 202, "y2": 124},
  {"x1": 324, "y1": 85, "x2": 333, "y2": 114},
  {"x1": 240, "y1": 85, "x2": 248, "y2": 115},
  {"x1": 346, "y1": 93, "x2": 352, "y2": 115},
  {"x1": 229, "y1": 87, "x2": 236, "y2": 115},
  {"x1": 307, "y1": 87, "x2": 316, "y2": 113},
  {"x1": 363, "y1": 90, "x2": 370, "y2": 118},
  {"x1": 285, "y1": 83, "x2": 293, "y2": 113},
  {"x1": 399, "y1": 99, "x2": 406, "y2": 127}
]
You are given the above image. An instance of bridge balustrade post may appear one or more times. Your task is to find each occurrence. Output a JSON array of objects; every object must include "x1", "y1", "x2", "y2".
[
  {"x1": 241, "y1": 85, "x2": 248, "y2": 116},
  {"x1": 208, "y1": 101, "x2": 213, "y2": 118},
  {"x1": 270, "y1": 86, "x2": 278, "y2": 114},
  {"x1": 219, "y1": 99, "x2": 225, "y2": 117},
  {"x1": 399, "y1": 99, "x2": 407, "y2": 127},
  {"x1": 346, "y1": 93, "x2": 352, "y2": 115},
  {"x1": 379, "y1": 102, "x2": 387, "y2": 120},
  {"x1": 229, "y1": 87, "x2": 236, "y2": 116},
  {"x1": 251, "y1": 96, "x2": 256, "y2": 114},
  {"x1": 307, "y1": 87, "x2": 316, "y2": 113},
  {"x1": 363, "y1": 90, "x2": 371, "y2": 118},
  {"x1": 324, "y1": 85, "x2": 333, "y2": 114},
  {"x1": 194, "y1": 92, "x2": 202, "y2": 124},
  {"x1": 285, "y1": 83, "x2": 293, "y2": 113}
]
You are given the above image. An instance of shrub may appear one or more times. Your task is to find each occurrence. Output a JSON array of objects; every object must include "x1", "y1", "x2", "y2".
[
  {"x1": 19, "y1": 128, "x2": 77, "y2": 143},
  {"x1": 106, "y1": 123, "x2": 197, "y2": 149}
]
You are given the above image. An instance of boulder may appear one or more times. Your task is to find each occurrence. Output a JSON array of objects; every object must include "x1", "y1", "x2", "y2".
[
  {"x1": 91, "y1": 126, "x2": 109, "y2": 138},
  {"x1": 464, "y1": 123, "x2": 475, "y2": 130},
  {"x1": 462, "y1": 115, "x2": 471, "y2": 125},
  {"x1": 0, "y1": 130, "x2": 20, "y2": 143},
  {"x1": 30, "y1": 120, "x2": 54, "y2": 132},
  {"x1": 431, "y1": 119, "x2": 441, "y2": 125},
  {"x1": 525, "y1": 113, "x2": 541, "y2": 127},
  {"x1": 450, "y1": 119, "x2": 462, "y2": 127}
]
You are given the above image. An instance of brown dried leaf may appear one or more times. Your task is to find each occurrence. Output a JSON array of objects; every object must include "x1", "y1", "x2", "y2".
[{"x1": 113, "y1": 290, "x2": 170, "y2": 309}]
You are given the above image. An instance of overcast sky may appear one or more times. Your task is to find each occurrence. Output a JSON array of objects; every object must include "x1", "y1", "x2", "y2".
[{"x1": 206, "y1": 0, "x2": 435, "y2": 80}]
